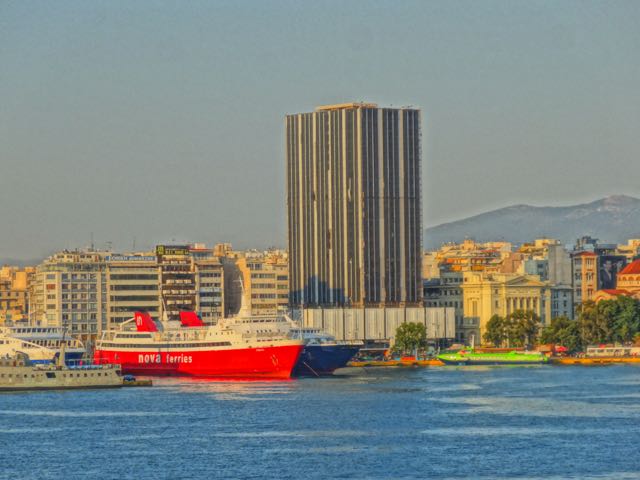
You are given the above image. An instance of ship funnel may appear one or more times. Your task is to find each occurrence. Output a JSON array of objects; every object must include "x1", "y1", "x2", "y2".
[
  {"x1": 134, "y1": 311, "x2": 159, "y2": 332},
  {"x1": 180, "y1": 311, "x2": 204, "y2": 327}
]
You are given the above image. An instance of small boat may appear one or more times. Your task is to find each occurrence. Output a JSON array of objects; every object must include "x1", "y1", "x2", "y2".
[
  {"x1": 0, "y1": 344, "x2": 122, "y2": 392},
  {"x1": 437, "y1": 349, "x2": 548, "y2": 365}
]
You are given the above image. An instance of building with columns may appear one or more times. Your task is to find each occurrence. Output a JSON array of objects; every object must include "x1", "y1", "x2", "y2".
[{"x1": 461, "y1": 271, "x2": 552, "y2": 342}]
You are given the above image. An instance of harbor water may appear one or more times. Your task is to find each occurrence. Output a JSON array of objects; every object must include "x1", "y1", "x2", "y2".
[{"x1": 1, "y1": 365, "x2": 640, "y2": 479}]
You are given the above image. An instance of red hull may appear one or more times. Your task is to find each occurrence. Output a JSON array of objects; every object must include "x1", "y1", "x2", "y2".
[{"x1": 94, "y1": 344, "x2": 303, "y2": 379}]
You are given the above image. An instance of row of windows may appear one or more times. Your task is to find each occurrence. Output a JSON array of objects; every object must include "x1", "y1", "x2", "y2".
[
  {"x1": 47, "y1": 273, "x2": 98, "y2": 281},
  {"x1": 109, "y1": 295, "x2": 159, "y2": 302},
  {"x1": 62, "y1": 313, "x2": 99, "y2": 321},
  {"x1": 110, "y1": 306, "x2": 159, "y2": 313},
  {"x1": 109, "y1": 274, "x2": 158, "y2": 281},
  {"x1": 59, "y1": 303, "x2": 99, "y2": 310},
  {"x1": 0, "y1": 371, "x2": 113, "y2": 379},
  {"x1": 99, "y1": 342, "x2": 232, "y2": 348},
  {"x1": 110, "y1": 285, "x2": 158, "y2": 291},
  {"x1": 0, "y1": 291, "x2": 23, "y2": 298}
]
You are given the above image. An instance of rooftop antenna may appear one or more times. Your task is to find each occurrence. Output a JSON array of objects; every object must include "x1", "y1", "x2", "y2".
[{"x1": 90, "y1": 232, "x2": 95, "y2": 251}]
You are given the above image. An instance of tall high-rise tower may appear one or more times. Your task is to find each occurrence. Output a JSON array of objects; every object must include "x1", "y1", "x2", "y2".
[{"x1": 286, "y1": 102, "x2": 422, "y2": 307}]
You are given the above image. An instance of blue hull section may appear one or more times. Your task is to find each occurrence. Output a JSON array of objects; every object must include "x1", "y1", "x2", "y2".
[
  {"x1": 293, "y1": 345, "x2": 360, "y2": 376},
  {"x1": 49, "y1": 351, "x2": 86, "y2": 364}
]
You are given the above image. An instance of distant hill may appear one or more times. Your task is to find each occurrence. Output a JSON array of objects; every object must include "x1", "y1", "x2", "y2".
[
  {"x1": 0, "y1": 257, "x2": 44, "y2": 267},
  {"x1": 424, "y1": 195, "x2": 640, "y2": 249}
]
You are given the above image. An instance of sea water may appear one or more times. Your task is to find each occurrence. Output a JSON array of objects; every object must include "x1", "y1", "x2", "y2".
[{"x1": 1, "y1": 365, "x2": 639, "y2": 479}]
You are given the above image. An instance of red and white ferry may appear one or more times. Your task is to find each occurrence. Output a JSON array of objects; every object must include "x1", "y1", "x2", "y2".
[{"x1": 93, "y1": 312, "x2": 304, "y2": 379}]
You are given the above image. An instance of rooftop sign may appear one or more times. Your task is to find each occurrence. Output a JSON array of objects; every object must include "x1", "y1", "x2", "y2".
[{"x1": 155, "y1": 245, "x2": 190, "y2": 256}]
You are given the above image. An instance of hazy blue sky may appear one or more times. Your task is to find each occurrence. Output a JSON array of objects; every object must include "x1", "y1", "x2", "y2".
[{"x1": 1, "y1": 0, "x2": 639, "y2": 260}]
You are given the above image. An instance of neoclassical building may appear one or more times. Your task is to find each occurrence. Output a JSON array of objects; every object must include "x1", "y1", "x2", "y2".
[{"x1": 461, "y1": 272, "x2": 553, "y2": 343}]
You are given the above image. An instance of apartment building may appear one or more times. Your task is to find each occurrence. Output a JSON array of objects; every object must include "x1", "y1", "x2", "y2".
[
  {"x1": 106, "y1": 255, "x2": 160, "y2": 328},
  {"x1": 30, "y1": 251, "x2": 108, "y2": 340},
  {"x1": 244, "y1": 250, "x2": 289, "y2": 315},
  {"x1": 0, "y1": 266, "x2": 33, "y2": 325},
  {"x1": 194, "y1": 256, "x2": 224, "y2": 323},
  {"x1": 156, "y1": 245, "x2": 196, "y2": 322},
  {"x1": 571, "y1": 251, "x2": 598, "y2": 313}
]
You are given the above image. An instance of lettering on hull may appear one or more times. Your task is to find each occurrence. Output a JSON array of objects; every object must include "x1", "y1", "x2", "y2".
[{"x1": 137, "y1": 353, "x2": 193, "y2": 364}]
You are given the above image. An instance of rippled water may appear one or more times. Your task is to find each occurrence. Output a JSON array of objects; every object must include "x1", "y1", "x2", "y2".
[{"x1": 1, "y1": 365, "x2": 640, "y2": 479}]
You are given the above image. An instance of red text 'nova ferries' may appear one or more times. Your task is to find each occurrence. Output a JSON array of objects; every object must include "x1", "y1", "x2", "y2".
[{"x1": 94, "y1": 312, "x2": 304, "y2": 379}]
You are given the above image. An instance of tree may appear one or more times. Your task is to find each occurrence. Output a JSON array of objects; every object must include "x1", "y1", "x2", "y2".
[
  {"x1": 540, "y1": 316, "x2": 582, "y2": 353},
  {"x1": 577, "y1": 297, "x2": 640, "y2": 346},
  {"x1": 394, "y1": 322, "x2": 427, "y2": 355},
  {"x1": 609, "y1": 296, "x2": 640, "y2": 343},
  {"x1": 578, "y1": 300, "x2": 612, "y2": 345},
  {"x1": 483, "y1": 314, "x2": 506, "y2": 347},
  {"x1": 506, "y1": 310, "x2": 541, "y2": 347}
]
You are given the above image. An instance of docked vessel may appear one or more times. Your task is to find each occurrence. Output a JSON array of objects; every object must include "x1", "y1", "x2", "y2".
[
  {"x1": 293, "y1": 328, "x2": 361, "y2": 376},
  {"x1": 0, "y1": 351, "x2": 122, "y2": 392},
  {"x1": 229, "y1": 313, "x2": 361, "y2": 376},
  {"x1": 437, "y1": 349, "x2": 549, "y2": 365},
  {"x1": 93, "y1": 312, "x2": 304, "y2": 379},
  {"x1": 0, "y1": 326, "x2": 86, "y2": 363}
]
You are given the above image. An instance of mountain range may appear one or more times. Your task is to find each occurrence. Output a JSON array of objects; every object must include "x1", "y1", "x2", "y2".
[{"x1": 424, "y1": 195, "x2": 640, "y2": 250}]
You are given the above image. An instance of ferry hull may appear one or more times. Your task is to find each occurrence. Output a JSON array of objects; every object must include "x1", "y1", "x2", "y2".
[
  {"x1": 293, "y1": 345, "x2": 360, "y2": 376},
  {"x1": 93, "y1": 344, "x2": 304, "y2": 379}
]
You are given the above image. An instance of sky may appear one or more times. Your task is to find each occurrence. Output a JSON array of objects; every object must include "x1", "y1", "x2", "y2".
[{"x1": 1, "y1": 0, "x2": 639, "y2": 260}]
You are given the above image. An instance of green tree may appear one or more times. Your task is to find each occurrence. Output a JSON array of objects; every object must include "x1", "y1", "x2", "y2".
[
  {"x1": 540, "y1": 316, "x2": 582, "y2": 352},
  {"x1": 483, "y1": 314, "x2": 506, "y2": 347},
  {"x1": 504, "y1": 310, "x2": 541, "y2": 347},
  {"x1": 609, "y1": 296, "x2": 640, "y2": 343},
  {"x1": 578, "y1": 301, "x2": 612, "y2": 345},
  {"x1": 577, "y1": 297, "x2": 640, "y2": 345},
  {"x1": 394, "y1": 322, "x2": 427, "y2": 355}
]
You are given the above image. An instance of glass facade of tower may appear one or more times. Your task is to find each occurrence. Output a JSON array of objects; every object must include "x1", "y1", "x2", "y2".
[{"x1": 287, "y1": 103, "x2": 422, "y2": 307}]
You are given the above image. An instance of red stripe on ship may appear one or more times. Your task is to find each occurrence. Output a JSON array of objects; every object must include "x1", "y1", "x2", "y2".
[{"x1": 94, "y1": 344, "x2": 303, "y2": 379}]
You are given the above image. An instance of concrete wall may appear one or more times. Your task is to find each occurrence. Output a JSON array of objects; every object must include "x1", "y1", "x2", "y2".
[{"x1": 298, "y1": 307, "x2": 455, "y2": 342}]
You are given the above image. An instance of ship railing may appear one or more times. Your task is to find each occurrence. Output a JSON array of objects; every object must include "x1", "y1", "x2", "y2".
[
  {"x1": 335, "y1": 340, "x2": 364, "y2": 346},
  {"x1": 35, "y1": 361, "x2": 120, "y2": 370}
]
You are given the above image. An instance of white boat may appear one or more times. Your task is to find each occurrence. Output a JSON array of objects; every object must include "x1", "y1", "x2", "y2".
[
  {"x1": 0, "y1": 326, "x2": 86, "y2": 363},
  {"x1": 0, "y1": 336, "x2": 60, "y2": 363}
]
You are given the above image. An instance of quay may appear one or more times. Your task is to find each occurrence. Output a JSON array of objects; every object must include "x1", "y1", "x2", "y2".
[
  {"x1": 551, "y1": 356, "x2": 640, "y2": 365},
  {"x1": 348, "y1": 358, "x2": 445, "y2": 367},
  {"x1": 349, "y1": 356, "x2": 640, "y2": 368},
  {"x1": 123, "y1": 377, "x2": 153, "y2": 387}
]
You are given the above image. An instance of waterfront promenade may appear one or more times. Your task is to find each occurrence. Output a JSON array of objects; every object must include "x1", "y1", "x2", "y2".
[{"x1": 2, "y1": 365, "x2": 640, "y2": 479}]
